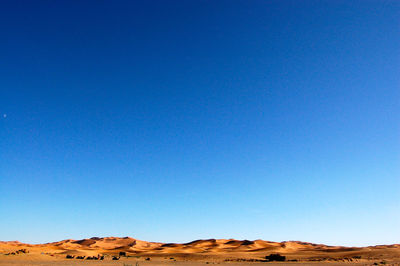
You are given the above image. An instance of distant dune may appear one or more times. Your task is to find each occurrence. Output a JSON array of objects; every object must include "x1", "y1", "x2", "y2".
[{"x1": 1, "y1": 236, "x2": 400, "y2": 265}]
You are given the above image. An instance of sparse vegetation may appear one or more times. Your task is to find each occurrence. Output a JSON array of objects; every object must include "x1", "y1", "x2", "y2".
[
  {"x1": 265, "y1": 253, "x2": 286, "y2": 261},
  {"x1": 5, "y1": 249, "x2": 29, "y2": 255}
]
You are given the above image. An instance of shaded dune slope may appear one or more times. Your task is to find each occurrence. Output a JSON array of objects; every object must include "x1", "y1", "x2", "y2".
[{"x1": 1, "y1": 237, "x2": 400, "y2": 260}]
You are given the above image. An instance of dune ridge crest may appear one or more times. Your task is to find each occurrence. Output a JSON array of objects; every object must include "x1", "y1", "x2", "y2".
[
  {"x1": 1, "y1": 237, "x2": 399, "y2": 254},
  {"x1": 2, "y1": 237, "x2": 400, "y2": 264}
]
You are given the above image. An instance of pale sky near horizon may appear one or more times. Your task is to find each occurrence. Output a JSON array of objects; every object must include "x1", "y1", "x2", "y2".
[{"x1": 1, "y1": 0, "x2": 399, "y2": 246}]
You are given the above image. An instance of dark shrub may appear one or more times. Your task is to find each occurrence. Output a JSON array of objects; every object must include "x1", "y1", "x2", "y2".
[{"x1": 265, "y1": 253, "x2": 286, "y2": 261}]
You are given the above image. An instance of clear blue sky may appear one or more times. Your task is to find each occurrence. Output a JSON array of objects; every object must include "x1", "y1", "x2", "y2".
[{"x1": 0, "y1": 0, "x2": 399, "y2": 246}]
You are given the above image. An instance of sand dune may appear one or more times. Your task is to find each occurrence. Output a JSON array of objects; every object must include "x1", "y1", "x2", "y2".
[{"x1": 1, "y1": 237, "x2": 400, "y2": 265}]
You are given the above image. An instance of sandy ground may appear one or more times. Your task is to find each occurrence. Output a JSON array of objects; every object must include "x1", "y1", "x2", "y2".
[{"x1": 1, "y1": 256, "x2": 400, "y2": 266}]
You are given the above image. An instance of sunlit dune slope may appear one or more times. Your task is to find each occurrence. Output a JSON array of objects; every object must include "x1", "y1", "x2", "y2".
[{"x1": 1, "y1": 237, "x2": 400, "y2": 261}]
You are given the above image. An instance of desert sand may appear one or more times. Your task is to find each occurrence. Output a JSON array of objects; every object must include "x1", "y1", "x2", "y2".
[{"x1": 1, "y1": 237, "x2": 399, "y2": 265}]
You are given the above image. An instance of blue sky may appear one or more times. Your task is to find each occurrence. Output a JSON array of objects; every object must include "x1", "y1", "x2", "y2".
[{"x1": 0, "y1": 0, "x2": 399, "y2": 246}]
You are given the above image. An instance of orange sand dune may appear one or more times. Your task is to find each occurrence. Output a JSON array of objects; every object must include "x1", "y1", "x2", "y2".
[{"x1": 1, "y1": 237, "x2": 400, "y2": 264}]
